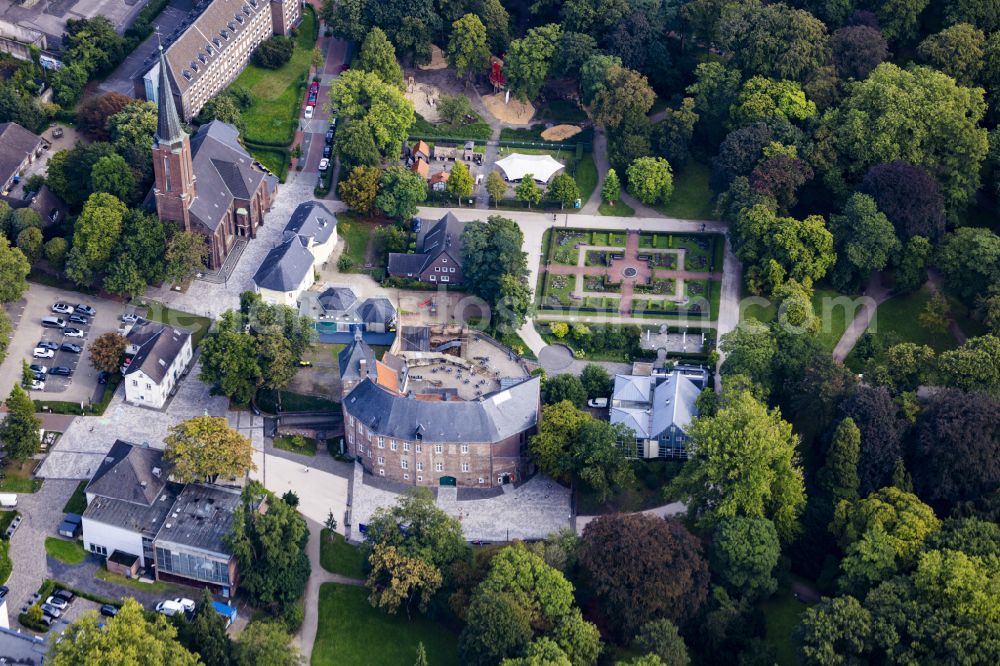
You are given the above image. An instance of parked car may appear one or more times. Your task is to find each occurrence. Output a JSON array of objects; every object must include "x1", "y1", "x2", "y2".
[
  {"x1": 31, "y1": 372, "x2": 45, "y2": 382},
  {"x1": 97, "y1": 371, "x2": 109, "y2": 385},
  {"x1": 329, "y1": 117, "x2": 337, "y2": 129},
  {"x1": 49, "y1": 367, "x2": 73, "y2": 377},
  {"x1": 29, "y1": 364, "x2": 47, "y2": 375},
  {"x1": 121, "y1": 313, "x2": 139, "y2": 323},
  {"x1": 36, "y1": 341, "x2": 59, "y2": 351},
  {"x1": 309, "y1": 81, "x2": 319, "y2": 92},
  {"x1": 325, "y1": 130, "x2": 334, "y2": 143},
  {"x1": 63, "y1": 328, "x2": 84, "y2": 338},
  {"x1": 322, "y1": 144, "x2": 331, "y2": 158},
  {"x1": 74, "y1": 304, "x2": 96, "y2": 317},
  {"x1": 51, "y1": 303, "x2": 73, "y2": 315},
  {"x1": 67, "y1": 314, "x2": 89, "y2": 325},
  {"x1": 41, "y1": 316, "x2": 66, "y2": 329},
  {"x1": 304, "y1": 105, "x2": 314, "y2": 119},
  {"x1": 172, "y1": 598, "x2": 196, "y2": 613},
  {"x1": 155, "y1": 600, "x2": 185, "y2": 617},
  {"x1": 45, "y1": 596, "x2": 69, "y2": 611},
  {"x1": 318, "y1": 158, "x2": 330, "y2": 171},
  {"x1": 587, "y1": 397, "x2": 609, "y2": 408},
  {"x1": 29, "y1": 380, "x2": 44, "y2": 391},
  {"x1": 52, "y1": 589, "x2": 75, "y2": 603},
  {"x1": 60, "y1": 343, "x2": 82, "y2": 354},
  {"x1": 99, "y1": 604, "x2": 118, "y2": 617},
  {"x1": 33, "y1": 347, "x2": 55, "y2": 359},
  {"x1": 40, "y1": 603, "x2": 62, "y2": 618},
  {"x1": 307, "y1": 92, "x2": 318, "y2": 105}
]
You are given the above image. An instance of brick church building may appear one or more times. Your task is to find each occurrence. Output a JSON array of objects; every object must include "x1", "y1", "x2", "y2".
[{"x1": 151, "y1": 46, "x2": 277, "y2": 270}]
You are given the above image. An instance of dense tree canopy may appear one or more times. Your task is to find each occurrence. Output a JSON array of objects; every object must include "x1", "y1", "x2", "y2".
[{"x1": 580, "y1": 514, "x2": 709, "y2": 639}]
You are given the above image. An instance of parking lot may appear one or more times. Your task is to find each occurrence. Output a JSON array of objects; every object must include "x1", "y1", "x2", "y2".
[{"x1": 0, "y1": 283, "x2": 129, "y2": 404}]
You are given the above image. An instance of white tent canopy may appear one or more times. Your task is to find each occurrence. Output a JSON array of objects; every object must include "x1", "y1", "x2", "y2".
[{"x1": 495, "y1": 153, "x2": 565, "y2": 183}]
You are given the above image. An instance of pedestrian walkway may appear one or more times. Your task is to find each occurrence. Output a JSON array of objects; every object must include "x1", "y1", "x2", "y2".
[{"x1": 831, "y1": 271, "x2": 891, "y2": 362}]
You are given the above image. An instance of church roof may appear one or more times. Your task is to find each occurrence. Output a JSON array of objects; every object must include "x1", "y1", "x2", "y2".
[
  {"x1": 155, "y1": 46, "x2": 185, "y2": 146},
  {"x1": 187, "y1": 121, "x2": 266, "y2": 232}
]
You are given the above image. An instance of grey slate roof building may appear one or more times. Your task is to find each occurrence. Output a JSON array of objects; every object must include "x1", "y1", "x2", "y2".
[
  {"x1": 610, "y1": 369, "x2": 703, "y2": 459},
  {"x1": 338, "y1": 333, "x2": 378, "y2": 394},
  {"x1": 358, "y1": 297, "x2": 397, "y2": 327},
  {"x1": 0, "y1": 121, "x2": 43, "y2": 191},
  {"x1": 318, "y1": 286, "x2": 357, "y2": 313},
  {"x1": 345, "y1": 375, "x2": 540, "y2": 444},
  {"x1": 285, "y1": 200, "x2": 337, "y2": 246},
  {"x1": 124, "y1": 319, "x2": 193, "y2": 384},
  {"x1": 387, "y1": 212, "x2": 466, "y2": 283},
  {"x1": 156, "y1": 45, "x2": 186, "y2": 146},
  {"x1": 188, "y1": 121, "x2": 273, "y2": 233},
  {"x1": 252, "y1": 234, "x2": 315, "y2": 293}
]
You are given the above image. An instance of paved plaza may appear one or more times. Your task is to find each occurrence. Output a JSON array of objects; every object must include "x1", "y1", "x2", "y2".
[
  {"x1": 349, "y1": 464, "x2": 573, "y2": 542},
  {"x1": 35, "y1": 362, "x2": 230, "y2": 479}
]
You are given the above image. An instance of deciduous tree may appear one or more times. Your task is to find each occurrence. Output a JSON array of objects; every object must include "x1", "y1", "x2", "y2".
[
  {"x1": 0, "y1": 235, "x2": 29, "y2": 303},
  {"x1": 937, "y1": 335, "x2": 1000, "y2": 395},
  {"x1": 461, "y1": 215, "x2": 528, "y2": 306},
  {"x1": 730, "y1": 77, "x2": 816, "y2": 127},
  {"x1": 936, "y1": 227, "x2": 1000, "y2": 302},
  {"x1": 711, "y1": 517, "x2": 781, "y2": 601},
  {"x1": 165, "y1": 232, "x2": 209, "y2": 285},
  {"x1": 580, "y1": 364, "x2": 612, "y2": 400},
  {"x1": 669, "y1": 388, "x2": 806, "y2": 541},
  {"x1": 829, "y1": 193, "x2": 899, "y2": 287},
  {"x1": 627, "y1": 157, "x2": 673, "y2": 205},
  {"x1": 473, "y1": 0, "x2": 509, "y2": 52},
  {"x1": 917, "y1": 23, "x2": 985, "y2": 86},
  {"x1": 579, "y1": 514, "x2": 709, "y2": 639},
  {"x1": 365, "y1": 489, "x2": 470, "y2": 571},
  {"x1": 486, "y1": 170, "x2": 506, "y2": 206},
  {"x1": 448, "y1": 14, "x2": 490, "y2": 82},
  {"x1": 0, "y1": 384, "x2": 40, "y2": 461},
  {"x1": 830, "y1": 25, "x2": 889, "y2": 80},
  {"x1": 66, "y1": 192, "x2": 127, "y2": 285},
  {"x1": 376, "y1": 166, "x2": 427, "y2": 219},
  {"x1": 356, "y1": 28, "x2": 403, "y2": 88},
  {"x1": 515, "y1": 177, "x2": 541, "y2": 208},
  {"x1": 48, "y1": 598, "x2": 198, "y2": 665},
  {"x1": 164, "y1": 416, "x2": 255, "y2": 483},
  {"x1": 235, "y1": 621, "x2": 300, "y2": 666},
  {"x1": 90, "y1": 154, "x2": 135, "y2": 203},
  {"x1": 367, "y1": 544, "x2": 443, "y2": 616},
  {"x1": 329, "y1": 69, "x2": 415, "y2": 159},
  {"x1": 545, "y1": 173, "x2": 579, "y2": 209},
  {"x1": 601, "y1": 168, "x2": 621, "y2": 205},
  {"x1": 592, "y1": 66, "x2": 655, "y2": 129},
  {"x1": 652, "y1": 99, "x2": 698, "y2": 169},
  {"x1": 632, "y1": 619, "x2": 689, "y2": 666},
  {"x1": 77, "y1": 92, "x2": 133, "y2": 141},
  {"x1": 447, "y1": 160, "x2": 475, "y2": 203},
  {"x1": 840, "y1": 385, "x2": 909, "y2": 496},
  {"x1": 504, "y1": 24, "x2": 561, "y2": 102}
]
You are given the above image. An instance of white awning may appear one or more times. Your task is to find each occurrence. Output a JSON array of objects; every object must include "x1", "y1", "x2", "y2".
[{"x1": 495, "y1": 153, "x2": 565, "y2": 182}]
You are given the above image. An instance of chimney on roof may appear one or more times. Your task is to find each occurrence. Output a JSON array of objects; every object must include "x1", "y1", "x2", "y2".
[{"x1": 359, "y1": 359, "x2": 367, "y2": 375}]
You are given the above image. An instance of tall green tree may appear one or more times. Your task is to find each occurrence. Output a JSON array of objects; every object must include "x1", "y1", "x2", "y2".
[
  {"x1": 448, "y1": 14, "x2": 490, "y2": 82},
  {"x1": 580, "y1": 364, "x2": 612, "y2": 400},
  {"x1": 818, "y1": 418, "x2": 860, "y2": 505},
  {"x1": 669, "y1": 389, "x2": 806, "y2": 542},
  {"x1": 461, "y1": 215, "x2": 528, "y2": 305},
  {"x1": 545, "y1": 173, "x2": 579, "y2": 209},
  {"x1": 0, "y1": 384, "x2": 40, "y2": 461},
  {"x1": 821, "y1": 63, "x2": 989, "y2": 210},
  {"x1": 711, "y1": 517, "x2": 781, "y2": 601},
  {"x1": 917, "y1": 23, "x2": 985, "y2": 86},
  {"x1": 366, "y1": 543, "x2": 443, "y2": 616},
  {"x1": 627, "y1": 157, "x2": 674, "y2": 205},
  {"x1": 592, "y1": 66, "x2": 655, "y2": 129},
  {"x1": 199, "y1": 311, "x2": 263, "y2": 405},
  {"x1": 164, "y1": 416, "x2": 255, "y2": 483},
  {"x1": 329, "y1": 69, "x2": 415, "y2": 159},
  {"x1": 448, "y1": 160, "x2": 475, "y2": 203},
  {"x1": 226, "y1": 481, "x2": 309, "y2": 612},
  {"x1": 486, "y1": 170, "x2": 506, "y2": 206},
  {"x1": 339, "y1": 165, "x2": 381, "y2": 215},
  {"x1": 178, "y1": 589, "x2": 233, "y2": 666},
  {"x1": 632, "y1": 619, "x2": 689, "y2": 666},
  {"x1": 514, "y1": 177, "x2": 541, "y2": 208},
  {"x1": 601, "y1": 168, "x2": 621, "y2": 205},
  {"x1": 473, "y1": 0, "x2": 509, "y2": 52},
  {"x1": 356, "y1": 28, "x2": 404, "y2": 88},
  {"x1": 829, "y1": 193, "x2": 899, "y2": 288},
  {"x1": 165, "y1": 231, "x2": 210, "y2": 285},
  {"x1": 376, "y1": 166, "x2": 427, "y2": 219},
  {"x1": 364, "y1": 489, "x2": 470, "y2": 572},
  {"x1": 0, "y1": 235, "x2": 29, "y2": 303},
  {"x1": 65, "y1": 192, "x2": 128, "y2": 286},
  {"x1": 235, "y1": 621, "x2": 300, "y2": 666},
  {"x1": 90, "y1": 154, "x2": 135, "y2": 202},
  {"x1": 504, "y1": 24, "x2": 561, "y2": 101}
]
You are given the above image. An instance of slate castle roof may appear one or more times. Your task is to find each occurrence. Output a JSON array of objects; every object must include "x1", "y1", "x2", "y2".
[
  {"x1": 284, "y1": 200, "x2": 337, "y2": 246},
  {"x1": 125, "y1": 319, "x2": 192, "y2": 383},
  {"x1": 338, "y1": 334, "x2": 377, "y2": 382},
  {"x1": 155, "y1": 45, "x2": 185, "y2": 145},
  {"x1": 344, "y1": 375, "x2": 541, "y2": 443},
  {"x1": 387, "y1": 212, "x2": 465, "y2": 276}
]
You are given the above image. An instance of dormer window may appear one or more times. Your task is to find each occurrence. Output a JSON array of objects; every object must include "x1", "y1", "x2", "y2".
[
  {"x1": 182, "y1": 70, "x2": 192, "y2": 80},
  {"x1": 212, "y1": 38, "x2": 221, "y2": 48},
  {"x1": 235, "y1": 14, "x2": 244, "y2": 23},
  {"x1": 242, "y1": 5, "x2": 251, "y2": 14},
  {"x1": 228, "y1": 21, "x2": 236, "y2": 30},
  {"x1": 220, "y1": 30, "x2": 229, "y2": 40},
  {"x1": 191, "y1": 62, "x2": 199, "y2": 71},
  {"x1": 198, "y1": 54, "x2": 208, "y2": 63}
]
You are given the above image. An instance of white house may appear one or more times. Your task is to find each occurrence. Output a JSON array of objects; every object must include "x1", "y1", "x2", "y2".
[
  {"x1": 253, "y1": 201, "x2": 337, "y2": 306},
  {"x1": 82, "y1": 441, "x2": 175, "y2": 568},
  {"x1": 123, "y1": 319, "x2": 193, "y2": 409},
  {"x1": 610, "y1": 365, "x2": 708, "y2": 459}
]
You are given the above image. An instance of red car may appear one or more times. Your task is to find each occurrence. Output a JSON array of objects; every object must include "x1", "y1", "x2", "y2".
[{"x1": 309, "y1": 81, "x2": 319, "y2": 92}]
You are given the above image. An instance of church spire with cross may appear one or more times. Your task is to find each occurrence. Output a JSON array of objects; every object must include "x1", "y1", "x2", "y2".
[{"x1": 155, "y1": 30, "x2": 185, "y2": 146}]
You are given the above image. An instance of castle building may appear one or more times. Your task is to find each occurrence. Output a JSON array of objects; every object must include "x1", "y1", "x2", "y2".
[
  {"x1": 151, "y1": 46, "x2": 277, "y2": 270},
  {"x1": 142, "y1": 0, "x2": 299, "y2": 120}
]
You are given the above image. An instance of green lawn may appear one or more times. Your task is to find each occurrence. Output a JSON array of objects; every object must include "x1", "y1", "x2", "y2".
[
  {"x1": 337, "y1": 215, "x2": 384, "y2": 273},
  {"x1": 62, "y1": 481, "x2": 87, "y2": 515},
  {"x1": 273, "y1": 435, "x2": 318, "y2": 456},
  {"x1": 761, "y1": 588, "x2": 808, "y2": 666},
  {"x1": 812, "y1": 287, "x2": 858, "y2": 354},
  {"x1": 143, "y1": 303, "x2": 213, "y2": 348},
  {"x1": 245, "y1": 143, "x2": 290, "y2": 182},
  {"x1": 44, "y1": 537, "x2": 86, "y2": 564},
  {"x1": 313, "y1": 584, "x2": 460, "y2": 666},
  {"x1": 599, "y1": 200, "x2": 635, "y2": 216},
  {"x1": 868, "y1": 286, "x2": 958, "y2": 352},
  {"x1": 0, "y1": 459, "x2": 41, "y2": 493},
  {"x1": 574, "y1": 153, "x2": 597, "y2": 205},
  {"x1": 320, "y1": 530, "x2": 366, "y2": 579},
  {"x1": 538, "y1": 99, "x2": 589, "y2": 123},
  {"x1": 229, "y1": 7, "x2": 316, "y2": 145},
  {"x1": 256, "y1": 389, "x2": 339, "y2": 413},
  {"x1": 95, "y1": 568, "x2": 183, "y2": 593},
  {"x1": 657, "y1": 158, "x2": 715, "y2": 220}
]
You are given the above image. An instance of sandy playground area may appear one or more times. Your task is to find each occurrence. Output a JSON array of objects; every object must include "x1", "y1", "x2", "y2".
[
  {"x1": 541, "y1": 124, "x2": 583, "y2": 141},
  {"x1": 406, "y1": 80, "x2": 443, "y2": 123},
  {"x1": 483, "y1": 93, "x2": 535, "y2": 125}
]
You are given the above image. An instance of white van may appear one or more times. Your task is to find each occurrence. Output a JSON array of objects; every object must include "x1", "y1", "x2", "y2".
[
  {"x1": 155, "y1": 599, "x2": 185, "y2": 617},
  {"x1": 41, "y1": 316, "x2": 66, "y2": 329},
  {"x1": 0, "y1": 494, "x2": 18, "y2": 507}
]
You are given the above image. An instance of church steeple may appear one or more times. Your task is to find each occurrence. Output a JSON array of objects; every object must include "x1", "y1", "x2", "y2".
[{"x1": 155, "y1": 44, "x2": 185, "y2": 146}]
